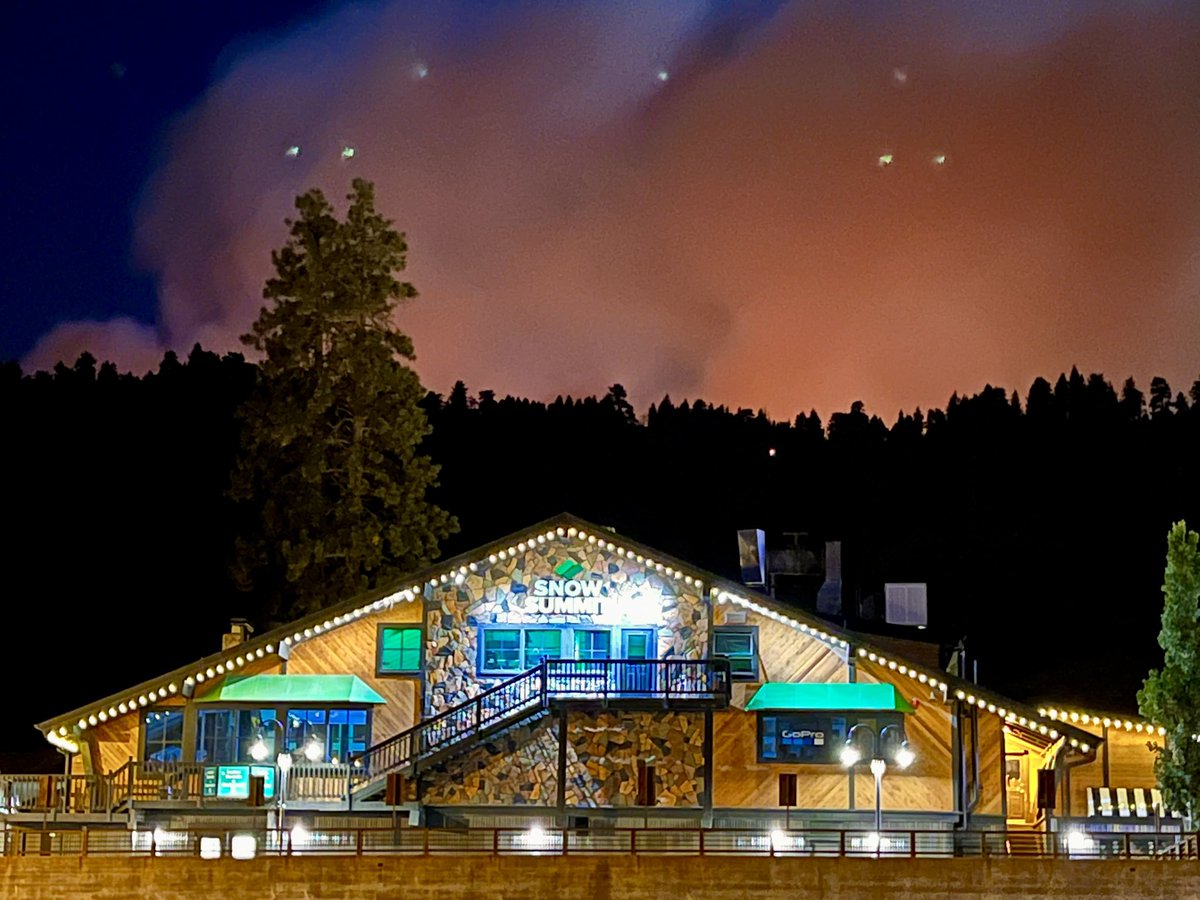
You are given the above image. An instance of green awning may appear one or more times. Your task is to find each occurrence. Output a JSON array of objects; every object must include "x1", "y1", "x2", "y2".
[
  {"x1": 745, "y1": 682, "x2": 915, "y2": 714},
  {"x1": 194, "y1": 674, "x2": 386, "y2": 705}
]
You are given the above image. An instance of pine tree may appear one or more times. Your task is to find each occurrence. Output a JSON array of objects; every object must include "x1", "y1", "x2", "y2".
[
  {"x1": 1138, "y1": 521, "x2": 1200, "y2": 818},
  {"x1": 230, "y1": 179, "x2": 457, "y2": 622}
]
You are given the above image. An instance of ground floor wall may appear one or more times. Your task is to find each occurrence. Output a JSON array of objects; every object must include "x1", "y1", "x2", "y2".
[
  {"x1": 421, "y1": 710, "x2": 705, "y2": 809},
  {"x1": 5, "y1": 855, "x2": 1200, "y2": 899}
]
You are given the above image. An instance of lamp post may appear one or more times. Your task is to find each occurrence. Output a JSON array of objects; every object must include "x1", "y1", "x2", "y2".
[
  {"x1": 248, "y1": 718, "x2": 294, "y2": 835},
  {"x1": 840, "y1": 723, "x2": 914, "y2": 852}
]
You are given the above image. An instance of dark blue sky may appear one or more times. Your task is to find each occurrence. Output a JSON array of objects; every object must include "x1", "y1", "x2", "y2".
[{"x1": 0, "y1": 0, "x2": 327, "y2": 363}]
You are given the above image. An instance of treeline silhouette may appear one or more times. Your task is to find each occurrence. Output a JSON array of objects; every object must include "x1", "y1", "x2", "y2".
[{"x1": 2, "y1": 346, "x2": 1197, "y2": 758}]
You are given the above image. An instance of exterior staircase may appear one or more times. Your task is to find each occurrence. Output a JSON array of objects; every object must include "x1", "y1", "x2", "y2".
[
  {"x1": 1004, "y1": 822, "x2": 1047, "y2": 857},
  {"x1": 349, "y1": 658, "x2": 730, "y2": 801}
]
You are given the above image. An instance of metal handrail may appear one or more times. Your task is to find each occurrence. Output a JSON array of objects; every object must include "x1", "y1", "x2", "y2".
[
  {"x1": 349, "y1": 657, "x2": 731, "y2": 789},
  {"x1": 3, "y1": 826, "x2": 1196, "y2": 860}
]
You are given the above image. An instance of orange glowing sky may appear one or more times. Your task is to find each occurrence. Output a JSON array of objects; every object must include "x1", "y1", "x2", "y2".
[{"x1": 23, "y1": 1, "x2": 1200, "y2": 418}]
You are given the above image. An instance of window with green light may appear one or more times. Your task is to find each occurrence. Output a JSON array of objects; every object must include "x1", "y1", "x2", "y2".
[
  {"x1": 714, "y1": 626, "x2": 759, "y2": 681},
  {"x1": 377, "y1": 625, "x2": 422, "y2": 675}
]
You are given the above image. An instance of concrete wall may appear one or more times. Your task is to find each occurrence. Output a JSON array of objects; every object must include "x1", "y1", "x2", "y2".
[{"x1": 4, "y1": 855, "x2": 1200, "y2": 899}]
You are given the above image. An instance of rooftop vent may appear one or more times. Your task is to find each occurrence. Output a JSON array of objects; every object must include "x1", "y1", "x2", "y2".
[{"x1": 884, "y1": 583, "x2": 928, "y2": 628}]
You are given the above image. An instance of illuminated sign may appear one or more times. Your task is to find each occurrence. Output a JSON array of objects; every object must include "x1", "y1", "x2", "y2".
[
  {"x1": 524, "y1": 579, "x2": 604, "y2": 615},
  {"x1": 781, "y1": 729, "x2": 825, "y2": 746},
  {"x1": 202, "y1": 765, "x2": 276, "y2": 800}
]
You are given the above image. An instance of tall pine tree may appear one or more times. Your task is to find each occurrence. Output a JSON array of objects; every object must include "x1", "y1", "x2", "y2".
[
  {"x1": 1138, "y1": 521, "x2": 1200, "y2": 819},
  {"x1": 231, "y1": 179, "x2": 456, "y2": 622}
]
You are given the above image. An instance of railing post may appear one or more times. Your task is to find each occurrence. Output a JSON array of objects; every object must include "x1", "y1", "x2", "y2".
[
  {"x1": 1124, "y1": 833, "x2": 1131, "y2": 860},
  {"x1": 910, "y1": 830, "x2": 916, "y2": 858},
  {"x1": 838, "y1": 830, "x2": 845, "y2": 858},
  {"x1": 492, "y1": 828, "x2": 500, "y2": 857},
  {"x1": 81, "y1": 827, "x2": 88, "y2": 859},
  {"x1": 631, "y1": 829, "x2": 637, "y2": 856},
  {"x1": 356, "y1": 828, "x2": 364, "y2": 857},
  {"x1": 422, "y1": 827, "x2": 430, "y2": 857}
]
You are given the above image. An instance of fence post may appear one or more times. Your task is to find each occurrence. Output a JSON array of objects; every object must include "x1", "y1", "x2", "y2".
[
  {"x1": 562, "y1": 826, "x2": 569, "y2": 857},
  {"x1": 1123, "y1": 833, "x2": 1131, "y2": 860},
  {"x1": 356, "y1": 828, "x2": 364, "y2": 857},
  {"x1": 838, "y1": 830, "x2": 845, "y2": 858},
  {"x1": 492, "y1": 828, "x2": 500, "y2": 857},
  {"x1": 910, "y1": 830, "x2": 916, "y2": 858},
  {"x1": 699, "y1": 828, "x2": 705, "y2": 857},
  {"x1": 81, "y1": 827, "x2": 88, "y2": 859},
  {"x1": 422, "y1": 827, "x2": 430, "y2": 857},
  {"x1": 631, "y1": 829, "x2": 637, "y2": 856}
]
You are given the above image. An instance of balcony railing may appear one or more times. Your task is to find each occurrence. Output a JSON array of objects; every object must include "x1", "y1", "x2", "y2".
[{"x1": 2, "y1": 826, "x2": 1197, "y2": 861}]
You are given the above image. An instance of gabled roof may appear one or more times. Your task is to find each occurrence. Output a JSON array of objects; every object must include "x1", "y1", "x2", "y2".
[{"x1": 36, "y1": 512, "x2": 1100, "y2": 754}]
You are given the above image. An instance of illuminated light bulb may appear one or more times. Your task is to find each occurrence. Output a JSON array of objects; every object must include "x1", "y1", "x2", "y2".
[
  {"x1": 894, "y1": 744, "x2": 915, "y2": 770},
  {"x1": 518, "y1": 543, "x2": 527, "y2": 553},
  {"x1": 878, "y1": 153, "x2": 894, "y2": 167},
  {"x1": 977, "y1": 699, "x2": 986, "y2": 709},
  {"x1": 578, "y1": 532, "x2": 588, "y2": 541},
  {"x1": 636, "y1": 555, "x2": 644, "y2": 563},
  {"x1": 249, "y1": 738, "x2": 269, "y2": 762},
  {"x1": 293, "y1": 633, "x2": 302, "y2": 643},
  {"x1": 454, "y1": 574, "x2": 464, "y2": 585},
  {"x1": 1018, "y1": 717, "x2": 1027, "y2": 726},
  {"x1": 98, "y1": 712, "x2": 107, "y2": 722},
  {"x1": 556, "y1": 528, "x2": 564, "y2": 537},
  {"x1": 898, "y1": 666, "x2": 908, "y2": 675},
  {"x1": 840, "y1": 745, "x2": 861, "y2": 768},
  {"x1": 1081, "y1": 744, "x2": 1090, "y2": 753},
  {"x1": 858, "y1": 648, "x2": 867, "y2": 657},
  {"x1": 938, "y1": 682, "x2": 948, "y2": 692},
  {"x1": 469, "y1": 563, "x2": 477, "y2": 573},
  {"x1": 139, "y1": 696, "x2": 148, "y2": 706},
  {"x1": 1159, "y1": 727, "x2": 1166, "y2": 736},
  {"x1": 489, "y1": 554, "x2": 498, "y2": 564},
  {"x1": 1136, "y1": 723, "x2": 1144, "y2": 733},
  {"x1": 932, "y1": 153, "x2": 947, "y2": 166},
  {"x1": 1070, "y1": 739, "x2": 1078, "y2": 747},
  {"x1": 108, "y1": 707, "x2": 118, "y2": 717},
  {"x1": 1050, "y1": 730, "x2": 1058, "y2": 739},
  {"x1": 303, "y1": 630, "x2": 313, "y2": 639},
  {"x1": 439, "y1": 575, "x2": 448, "y2": 584},
  {"x1": 78, "y1": 719, "x2": 88, "y2": 730},
  {"x1": 1124, "y1": 721, "x2": 1133, "y2": 731},
  {"x1": 341, "y1": 145, "x2": 355, "y2": 160},
  {"x1": 987, "y1": 704, "x2": 996, "y2": 713},
  {"x1": 997, "y1": 708, "x2": 1006, "y2": 718},
  {"x1": 88, "y1": 715, "x2": 98, "y2": 726},
  {"x1": 196, "y1": 673, "x2": 206, "y2": 683},
  {"x1": 918, "y1": 674, "x2": 928, "y2": 684},
  {"x1": 1047, "y1": 709, "x2": 1057, "y2": 719},
  {"x1": 118, "y1": 703, "x2": 128, "y2": 714},
  {"x1": 255, "y1": 649, "x2": 264, "y2": 658},
  {"x1": 567, "y1": 528, "x2": 577, "y2": 537},
  {"x1": 1102, "y1": 718, "x2": 1111, "y2": 728},
  {"x1": 216, "y1": 664, "x2": 225, "y2": 674},
  {"x1": 966, "y1": 695, "x2": 975, "y2": 705},
  {"x1": 285, "y1": 145, "x2": 301, "y2": 158},
  {"x1": 888, "y1": 661, "x2": 898, "y2": 670},
  {"x1": 283, "y1": 638, "x2": 292, "y2": 646},
  {"x1": 1081, "y1": 714, "x2": 1091, "y2": 725},
  {"x1": 508, "y1": 547, "x2": 517, "y2": 555},
  {"x1": 536, "y1": 536, "x2": 544, "y2": 544},
  {"x1": 656, "y1": 69, "x2": 669, "y2": 82},
  {"x1": 1069, "y1": 712, "x2": 1079, "y2": 722},
  {"x1": 236, "y1": 656, "x2": 244, "y2": 666},
  {"x1": 148, "y1": 691, "x2": 158, "y2": 702},
  {"x1": 58, "y1": 726, "x2": 67, "y2": 736}
]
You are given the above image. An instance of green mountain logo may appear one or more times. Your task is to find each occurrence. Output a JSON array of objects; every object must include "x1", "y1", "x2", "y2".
[{"x1": 554, "y1": 558, "x2": 584, "y2": 579}]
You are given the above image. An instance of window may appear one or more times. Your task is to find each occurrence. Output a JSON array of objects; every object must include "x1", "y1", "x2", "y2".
[
  {"x1": 197, "y1": 709, "x2": 275, "y2": 764},
  {"x1": 285, "y1": 708, "x2": 371, "y2": 763},
  {"x1": 377, "y1": 625, "x2": 423, "y2": 675},
  {"x1": 524, "y1": 629, "x2": 563, "y2": 665},
  {"x1": 481, "y1": 629, "x2": 522, "y2": 673},
  {"x1": 757, "y1": 712, "x2": 903, "y2": 764},
  {"x1": 714, "y1": 626, "x2": 758, "y2": 680},
  {"x1": 574, "y1": 629, "x2": 611, "y2": 661},
  {"x1": 142, "y1": 709, "x2": 184, "y2": 763}
]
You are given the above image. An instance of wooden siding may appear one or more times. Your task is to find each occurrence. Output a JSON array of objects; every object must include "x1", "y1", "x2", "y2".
[
  {"x1": 975, "y1": 712, "x2": 1004, "y2": 817},
  {"x1": 713, "y1": 605, "x2": 848, "y2": 697},
  {"x1": 712, "y1": 707, "x2": 850, "y2": 809},
  {"x1": 855, "y1": 661, "x2": 954, "y2": 812},
  {"x1": 1068, "y1": 728, "x2": 1158, "y2": 816},
  {"x1": 286, "y1": 604, "x2": 422, "y2": 745}
]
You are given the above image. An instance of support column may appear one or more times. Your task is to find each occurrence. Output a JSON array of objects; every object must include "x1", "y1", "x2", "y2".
[
  {"x1": 701, "y1": 710, "x2": 714, "y2": 827},
  {"x1": 556, "y1": 707, "x2": 568, "y2": 826}
]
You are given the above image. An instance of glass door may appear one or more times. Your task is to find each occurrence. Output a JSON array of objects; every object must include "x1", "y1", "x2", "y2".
[{"x1": 621, "y1": 629, "x2": 655, "y2": 693}]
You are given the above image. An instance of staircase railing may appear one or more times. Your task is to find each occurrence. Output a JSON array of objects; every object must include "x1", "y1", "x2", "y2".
[
  {"x1": 351, "y1": 663, "x2": 548, "y2": 787},
  {"x1": 350, "y1": 657, "x2": 731, "y2": 791}
]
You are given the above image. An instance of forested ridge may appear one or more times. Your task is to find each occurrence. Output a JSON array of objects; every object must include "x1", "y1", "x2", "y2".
[{"x1": 3, "y1": 346, "x2": 1197, "y2": 756}]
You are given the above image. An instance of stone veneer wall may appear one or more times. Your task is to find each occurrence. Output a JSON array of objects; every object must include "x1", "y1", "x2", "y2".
[
  {"x1": 424, "y1": 536, "x2": 707, "y2": 713},
  {"x1": 421, "y1": 711, "x2": 705, "y2": 809}
]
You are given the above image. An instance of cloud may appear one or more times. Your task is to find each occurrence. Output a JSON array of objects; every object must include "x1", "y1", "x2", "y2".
[
  {"x1": 28, "y1": 1, "x2": 1200, "y2": 417},
  {"x1": 22, "y1": 317, "x2": 165, "y2": 376}
]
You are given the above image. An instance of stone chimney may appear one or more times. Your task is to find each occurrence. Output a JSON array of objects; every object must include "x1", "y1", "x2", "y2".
[{"x1": 222, "y1": 618, "x2": 255, "y2": 651}]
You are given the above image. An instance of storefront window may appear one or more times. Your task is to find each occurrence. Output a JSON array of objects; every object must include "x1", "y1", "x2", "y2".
[
  {"x1": 757, "y1": 712, "x2": 901, "y2": 764},
  {"x1": 142, "y1": 709, "x2": 184, "y2": 763},
  {"x1": 714, "y1": 627, "x2": 758, "y2": 680},
  {"x1": 196, "y1": 709, "x2": 276, "y2": 764},
  {"x1": 377, "y1": 625, "x2": 422, "y2": 674},
  {"x1": 285, "y1": 708, "x2": 370, "y2": 763}
]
